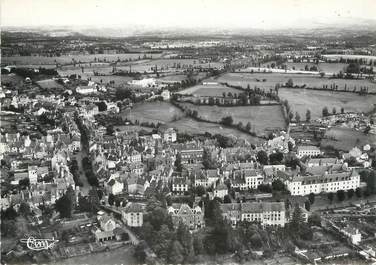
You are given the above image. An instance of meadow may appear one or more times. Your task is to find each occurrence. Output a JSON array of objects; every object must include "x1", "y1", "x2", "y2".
[
  {"x1": 211, "y1": 72, "x2": 376, "y2": 93},
  {"x1": 278, "y1": 88, "x2": 376, "y2": 119},
  {"x1": 321, "y1": 127, "x2": 376, "y2": 151},
  {"x1": 177, "y1": 83, "x2": 240, "y2": 97},
  {"x1": 178, "y1": 103, "x2": 286, "y2": 134},
  {"x1": 168, "y1": 117, "x2": 264, "y2": 144},
  {"x1": 121, "y1": 101, "x2": 184, "y2": 124}
]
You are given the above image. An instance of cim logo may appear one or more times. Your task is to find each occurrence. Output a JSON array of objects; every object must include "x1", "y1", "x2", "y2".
[{"x1": 20, "y1": 237, "x2": 59, "y2": 251}]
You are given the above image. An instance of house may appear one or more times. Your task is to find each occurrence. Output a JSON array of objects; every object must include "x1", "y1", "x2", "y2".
[
  {"x1": 306, "y1": 158, "x2": 339, "y2": 167},
  {"x1": 221, "y1": 202, "x2": 286, "y2": 228},
  {"x1": 297, "y1": 145, "x2": 321, "y2": 158},
  {"x1": 106, "y1": 179, "x2": 124, "y2": 195},
  {"x1": 172, "y1": 177, "x2": 189, "y2": 195},
  {"x1": 93, "y1": 212, "x2": 118, "y2": 242},
  {"x1": 161, "y1": 90, "x2": 171, "y2": 100},
  {"x1": 180, "y1": 148, "x2": 203, "y2": 164},
  {"x1": 163, "y1": 128, "x2": 177, "y2": 143},
  {"x1": 127, "y1": 176, "x2": 145, "y2": 195},
  {"x1": 28, "y1": 165, "x2": 38, "y2": 184},
  {"x1": 76, "y1": 86, "x2": 97, "y2": 95},
  {"x1": 167, "y1": 203, "x2": 205, "y2": 230},
  {"x1": 122, "y1": 202, "x2": 143, "y2": 227},
  {"x1": 214, "y1": 183, "x2": 228, "y2": 199}
]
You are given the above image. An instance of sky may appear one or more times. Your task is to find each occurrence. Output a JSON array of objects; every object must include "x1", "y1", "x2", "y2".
[{"x1": 1, "y1": 0, "x2": 376, "y2": 29}]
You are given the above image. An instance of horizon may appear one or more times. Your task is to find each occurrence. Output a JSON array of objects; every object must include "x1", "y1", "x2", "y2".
[{"x1": 1, "y1": 0, "x2": 376, "y2": 30}]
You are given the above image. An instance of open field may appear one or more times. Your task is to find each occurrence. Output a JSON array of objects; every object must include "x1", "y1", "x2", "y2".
[
  {"x1": 37, "y1": 79, "x2": 65, "y2": 89},
  {"x1": 211, "y1": 72, "x2": 376, "y2": 92},
  {"x1": 278, "y1": 88, "x2": 376, "y2": 119},
  {"x1": 2, "y1": 53, "x2": 162, "y2": 66},
  {"x1": 168, "y1": 117, "x2": 263, "y2": 144},
  {"x1": 121, "y1": 101, "x2": 184, "y2": 124},
  {"x1": 321, "y1": 127, "x2": 376, "y2": 151},
  {"x1": 177, "y1": 83, "x2": 240, "y2": 97},
  {"x1": 322, "y1": 54, "x2": 376, "y2": 63},
  {"x1": 284, "y1": 62, "x2": 349, "y2": 74},
  {"x1": 178, "y1": 103, "x2": 286, "y2": 134}
]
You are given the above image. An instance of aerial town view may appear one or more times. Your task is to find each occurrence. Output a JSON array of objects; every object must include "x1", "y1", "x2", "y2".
[{"x1": 1, "y1": 0, "x2": 376, "y2": 264}]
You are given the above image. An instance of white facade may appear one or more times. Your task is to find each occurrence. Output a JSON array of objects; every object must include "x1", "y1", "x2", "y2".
[
  {"x1": 286, "y1": 170, "x2": 360, "y2": 196},
  {"x1": 297, "y1": 146, "x2": 321, "y2": 158}
]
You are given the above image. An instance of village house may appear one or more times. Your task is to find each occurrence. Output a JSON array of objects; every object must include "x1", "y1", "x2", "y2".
[
  {"x1": 167, "y1": 203, "x2": 205, "y2": 230},
  {"x1": 122, "y1": 202, "x2": 144, "y2": 227}
]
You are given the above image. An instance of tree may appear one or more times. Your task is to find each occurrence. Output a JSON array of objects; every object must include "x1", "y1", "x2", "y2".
[
  {"x1": 115, "y1": 88, "x2": 133, "y2": 100},
  {"x1": 290, "y1": 204, "x2": 305, "y2": 232},
  {"x1": 19, "y1": 202, "x2": 31, "y2": 217},
  {"x1": 332, "y1": 107, "x2": 337, "y2": 115},
  {"x1": 308, "y1": 213, "x2": 321, "y2": 227},
  {"x1": 355, "y1": 187, "x2": 362, "y2": 198},
  {"x1": 55, "y1": 194, "x2": 73, "y2": 218},
  {"x1": 304, "y1": 200, "x2": 311, "y2": 211},
  {"x1": 269, "y1": 152, "x2": 284, "y2": 165},
  {"x1": 347, "y1": 189, "x2": 354, "y2": 199},
  {"x1": 193, "y1": 234, "x2": 204, "y2": 255},
  {"x1": 306, "y1": 109, "x2": 311, "y2": 122},
  {"x1": 195, "y1": 185, "x2": 206, "y2": 196},
  {"x1": 272, "y1": 179, "x2": 285, "y2": 191},
  {"x1": 327, "y1": 192, "x2": 334, "y2": 203},
  {"x1": 288, "y1": 112, "x2": 294, "y2": 122},
  {"x1": 169, "y1": 240, "x2": 185, "y2": 264},
  {"x1": 322, "y1": 107, "x2": 329, "y2": 117},
  {"x1": 221, "y1": 116, "x2": 233, "y2": 126},
  {"x1": 295, "y1": 112, "x2": 301, "y2": 123},
  {"x1": 224, "y1": 195, "x2": 232, "y2": 203},
  {"x1": 341, "y1": 107, "x2": 345, "y2": 114},
  {"x1": 257, "y1": 150, "x2": 268, "y2": 165},
  {"x1": 108, "y1": 193, "x2": 115, "y2": 206},
  {"x1": 245, "y1": 122, "x2": 251, "y2": 132},
  {"x1": 308, "y1": 193, "x2": 315, "y2": 205},
  {"x1": 96, "y1": 101, "x2": 107, "y2": 111},
  {"x1": 175, "y1": 153, "x2": 182, "y2": 172},
  {"x1": 367, "y1": 171, "x2": 376, "y2": 194},
  {"x1": 134, "y1": 242, "x2": 147, "y2": 263},
  {"x1": 286, "y1": 78, "x2": 294, "y2": 87}
]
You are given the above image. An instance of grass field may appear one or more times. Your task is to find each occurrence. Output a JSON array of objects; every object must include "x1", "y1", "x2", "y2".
[
  {"x1": 1, "y1": 73, "x2": 24, "y2": 85},
  {"x1": 278, "y1": 88, "x2": 376, "y2": 119},
  {"x1": 2, "y1": 53, "x2": 162, "y2": 66},
  {"x1": 211, "y1": 72, "x2": 376, "y2": 93},
  {"x1": 168, "y1": 117, "x2": 263, "y2": 144},
  {"x1": 321, "y1": 127, "x2": 376, "y2": 151},
  {"x1": 121, "y1": 101, "x2": 184, "y2": 124},
  {"x1": 177, "y1": 83, "x2": 240, "y2": 97},
  {"x1": 178, "y1": 103, "x2": 286, "y2": 134},
  {"x1": 36, "y1": 79, "x2": 64, "y2": 89}
]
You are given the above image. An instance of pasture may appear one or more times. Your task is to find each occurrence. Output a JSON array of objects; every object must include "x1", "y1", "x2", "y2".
[
  {"x1": 177, "y1": 83, "x2": 240, "y2": 97},
  {"x1": 321, "y1": 127, "x2": 376, "y2": 151},
  {"x1": 178, "y1": 103, "x2": 286, "y2": 134},
  {"x1": 278, "y1": 88, "x2": 376, "y2": 119},
  {"x1": 168, "y1": 117, "x2": 263, "y2": 144},
  {"x1": 121, "y1": 101, "x2": 184, "y2": 124},
  {"x1": 212, "y1": 72, "x2": 376, "y2": 93}
]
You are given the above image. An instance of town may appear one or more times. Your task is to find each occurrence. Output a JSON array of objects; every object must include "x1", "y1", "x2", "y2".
[{"x1": 1, "y1": 1, "x2": 376, "y2": 265}]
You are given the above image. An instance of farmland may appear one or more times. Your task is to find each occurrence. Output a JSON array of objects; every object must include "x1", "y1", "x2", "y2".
[
  {"x1": 177, "y1": 83, "x2": 240, "y2": 97},
  {"x1": 178, "y1": 102, "x2": 286, "y2": 134},
  {"x1": 321, "y1": 127, "x2": 376, "y2": 151},
  {"x1": 210, "y1": 72, "x2": 376, "y2": 93},
  {"x1": 278, "y1": 88, "x2": 376, "y2": 119}
]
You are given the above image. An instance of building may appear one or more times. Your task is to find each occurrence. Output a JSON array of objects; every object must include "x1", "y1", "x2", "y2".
[
  {"x1": 306, "y1": 158, "x2": 339, "y2": 167},
  {"x1": 167, "y1": 203, "x2": 205, "y2": 230},
  {"x1": 297, "y1": 146, "x2": 321, "y2": 158},
  {"x1": 286, "y1": 168, "x2": 360, "y2": 196},
  {"x1": 214, "y1": 183, "x2": 228, "y2": 199},
  {"x1": 76, "y1": 86, "x2": 97, "y2": 95},
  {"x1": 172, "y1": 177, "x2": 189, "y2": 195},
  {"x1": 161, "y1": 90, "x2": 171, "y2": 100},
  {"x1": 122, "y1": 202, "x2": 143, "y2": 227},
  {"x1": 163, "y1": 128, "x2": 177, "y2": 143},
  {"x1": 93, "y1": 212, "x2": 118, "y2": 242},
  {"x1": 106, "y1": 179, "x2": 124, "y2": 195},
  {"x1": 221, "y1": 202, "x2": 286, "y2": 228},
  {"x1": 180, "y1": 148, "x2": 203, "y2": 164}
]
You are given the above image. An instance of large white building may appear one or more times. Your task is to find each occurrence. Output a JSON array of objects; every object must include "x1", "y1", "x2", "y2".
[
  {"x1": 285, "y1": 167, "x2": 360, "y2": 196},
  {"x1": 122, "y1": 202, "x2": 143, "y2": 227},
  {"x1": 297, "y1": 145, "x2": 321, "y2": 158},
  {"x1": 221, "y1": 202, "x2": 286, "y2": 228}
]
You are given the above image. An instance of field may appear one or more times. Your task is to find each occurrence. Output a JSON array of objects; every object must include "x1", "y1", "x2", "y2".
[
  {"x1": 321, "y1": 127, "x2": 376, "y2": 151},
  {"x1": 177, "y1": 83, "x2": 240, "y2": 97},
  {"x1": 37, "y1": 79, "x2": 64, "y2": 89},
  {"x1": 178, "y1": 103, "x2": 286, "y2": 134},
  {"x1": 278, "y1": 88, "x2": 376, "y2": 119},
  {"x1": 2, "y1": 53, "x2": 162, "y2": 66},
  {"x1": 322, "y1": 54, "x2": 376, "y2": 63},
  {"x1": 211, "y1": 72, "x2": 376, "y2": 93},
  {"x1": 168, "y1": 117, "x2": 263, "y2": 144},
  {"x1": 121, "y1": 101, "x2": 184, "y2": 124},
  {"x1": 284, "y1": 62, "x2": 348, "y2": 74},
  {"x1": 1, "y1": 73, "x2": 24, "y2": 86}
]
